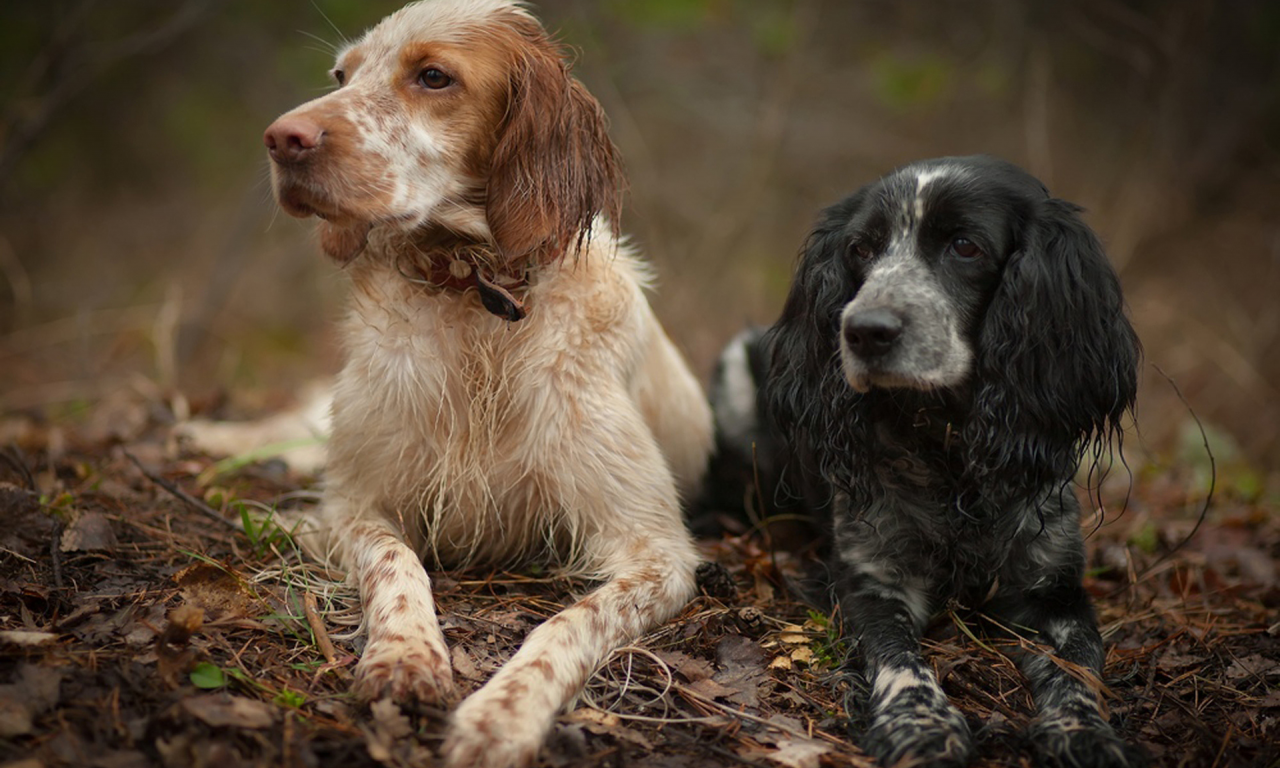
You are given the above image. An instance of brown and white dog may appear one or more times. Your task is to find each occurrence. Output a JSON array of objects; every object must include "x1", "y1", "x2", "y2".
[{"x1": 198, "y1": 2, "x2": 714, "y2": 766}]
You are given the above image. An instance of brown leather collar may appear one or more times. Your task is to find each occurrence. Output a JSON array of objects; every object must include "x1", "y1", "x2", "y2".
[{"x1": 400, "y1": 242, "x2": 531, "y2": 322}]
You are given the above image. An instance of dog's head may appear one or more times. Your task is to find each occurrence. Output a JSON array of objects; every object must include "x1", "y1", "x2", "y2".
[
  {"x1": 262, "y1": 0, "x2": 623, "y2": 269},
  {"x1": 767, "y1": 156, "x2": 1140, "y2": 496}
]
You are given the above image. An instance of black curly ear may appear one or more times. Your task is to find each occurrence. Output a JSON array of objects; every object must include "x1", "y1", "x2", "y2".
[
  {"x1": 763, "y1": 200, "x2": 868, "y2": 498},
  {"x1": 968, "y1": 198, "x2": 1140, "y2": 501}
]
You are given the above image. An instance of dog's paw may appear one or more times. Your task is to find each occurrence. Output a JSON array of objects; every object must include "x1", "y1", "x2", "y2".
[
  {"x1": 440, "y1": 694, "x2": 546, "y2": 768},
  {"x1": 861, "y1": 698, "x2": 973, "y2": 768},
  {"x1": 353, "y1": 636, "x2": 455, "y2": 704},
  {"x1": 1027, "y1": 714, "x2": 1145, "y2": 768}
]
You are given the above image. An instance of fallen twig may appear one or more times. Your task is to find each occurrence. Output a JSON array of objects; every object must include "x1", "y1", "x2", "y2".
[
  {"x1": 124, "y1": 450, "x2": 240, "y2": 531},
  {"x1": 303, "y1": 590, "x2": 339, "y2": 665},
  {"x1": 48, "y1": 520, "x2": 64, "y2": 590}
]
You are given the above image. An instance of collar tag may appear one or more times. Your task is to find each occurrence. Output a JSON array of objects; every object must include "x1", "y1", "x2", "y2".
[{"x1": 475, "y1": 269, "x2": 528, "y2": 322}]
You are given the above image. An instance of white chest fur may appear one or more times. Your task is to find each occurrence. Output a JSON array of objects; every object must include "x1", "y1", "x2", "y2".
[{"x1": 319, "y1": 248, "x2": 654, "y2": 570}]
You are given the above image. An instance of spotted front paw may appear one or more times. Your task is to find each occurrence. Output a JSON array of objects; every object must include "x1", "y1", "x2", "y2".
[
  {"x1": 862, "y1": 698, "x2": 973, "y2": 768},
  {"x1": 441, "y1": 692, "x2": 549, "y2": 768},
  {"x1": 353, "y1": 636, "x2": 455, "y2": 705},
  {"x1": 1028, "y1": 713, "x2": 1145, "y2": 768}
]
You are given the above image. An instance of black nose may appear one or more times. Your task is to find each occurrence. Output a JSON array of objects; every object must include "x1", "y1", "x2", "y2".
[{"x1": 843, "y1": 309, "x2": 904, "y2": 359}]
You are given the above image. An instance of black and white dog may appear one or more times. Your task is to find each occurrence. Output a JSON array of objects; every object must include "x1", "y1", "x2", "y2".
[{"x1": 715, "y1": 156, "x2": 1142, "y2": 767}]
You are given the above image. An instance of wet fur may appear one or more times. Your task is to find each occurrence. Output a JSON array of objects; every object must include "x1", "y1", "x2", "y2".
[
  {"x1": 731, "y1": 156, "x2": 1143, "y2": 767},
  {"x1": 213, "y1": 3, "x2": 713, "y2": 767}
]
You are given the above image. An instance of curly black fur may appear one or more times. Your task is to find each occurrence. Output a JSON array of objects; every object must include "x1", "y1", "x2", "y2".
[
  {"x1": 767, "y1": 158, "x2": 1138, "y2": 520},
  {"x1": 728, "y1": 156, "x2": 1142, "y2": 767}
]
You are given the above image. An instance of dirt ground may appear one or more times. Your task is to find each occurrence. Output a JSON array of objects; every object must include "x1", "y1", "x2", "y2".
[{"x1": 0, "y1": 401, "x2": 1277, "y2": 768}]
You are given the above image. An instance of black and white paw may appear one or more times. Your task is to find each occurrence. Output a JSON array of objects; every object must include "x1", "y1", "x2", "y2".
[
  {"x1": 1027, "y1": 714, "x2": 1145, "y2": 768},
  {"x1": 861, "y1": 699, "x2": 973, "y2": 768}
]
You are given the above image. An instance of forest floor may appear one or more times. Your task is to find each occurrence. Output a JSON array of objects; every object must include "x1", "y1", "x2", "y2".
[{"x1": 0, "y1": 397, "x2": 1277, "y2": 768}]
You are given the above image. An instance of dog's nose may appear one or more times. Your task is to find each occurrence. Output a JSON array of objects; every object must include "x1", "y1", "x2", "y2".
[
  {"x1": 264, "y1": 116, "x2": 324, "y2": 164},
  {"x1": 844, "y1": 309, "x2": 903, "y2": 359}
]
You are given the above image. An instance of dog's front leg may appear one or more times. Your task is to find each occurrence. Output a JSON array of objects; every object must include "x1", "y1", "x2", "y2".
[
  {"x1": 835, "y1": 527, "x2": 972, "y2": 767},
  {"x1": 989, "y1": 537, "x2": 1142, "y2": 768},
  {"x1": 440, "y1": 532, "x2": 698, "y2": 768},
  {"x1": 434, "y1": 383, "x2": 703, "y2": 768},
  {"x1": 331, "y1": 511, "x2": 456, "y2": 704}
]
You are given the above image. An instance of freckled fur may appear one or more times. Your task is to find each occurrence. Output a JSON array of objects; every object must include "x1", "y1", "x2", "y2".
[{"x1": 189, "y1": 3, "x2": 711, "y2": 768}]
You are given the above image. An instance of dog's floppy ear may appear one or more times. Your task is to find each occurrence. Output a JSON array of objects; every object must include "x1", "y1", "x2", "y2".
[
  {"x1": 764, "y1": 204, "x2": 867, "y2": 495},
  {"x1": 969, "y1": 198, "x2": 1140, "y2": 496},
  {"x1": 486, "y1": 26, "x2": 624, "y2": 271},
  {"x1": 767, "y1": 224, "x2": 854, "y2": 408}
]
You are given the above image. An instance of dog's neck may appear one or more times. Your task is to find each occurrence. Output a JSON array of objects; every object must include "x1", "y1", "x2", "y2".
[
  {"x1": 868, "y1": 387, "x2": 970, "y2": 446},
  {"x1": 855, "y1": 387, "x2": 1000, "y2": 519},
  {"x1": 372, "y1": 225, "x2": 539, "y2": 322},
  {"x1": 861, "y1": 384, "x2": 1063, "y2": 529}
]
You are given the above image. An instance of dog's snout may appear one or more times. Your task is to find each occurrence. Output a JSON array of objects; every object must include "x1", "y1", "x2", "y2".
[
  {"x1": 844, "y1": 309, "x2": 903, "y2": 359},
  {"x1": 264, "y1": 115, "x2": 324, "y2": 164}
]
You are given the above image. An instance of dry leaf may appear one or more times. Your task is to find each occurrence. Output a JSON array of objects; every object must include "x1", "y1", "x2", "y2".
[
  {"x1": 0, "y1": 630, "x2": 57, "y2": 647},
  {"x1": 451, "y1": 645, "x2": 480, "y2": 681},
  {"x1": 60, "y1": 511, "x2": 118, "y2": 552},
  {"x1": 707, "y1": 635, "x2": 768, "y2": 708},
  {"x1": 1156, "y1": 651, "x2": 1202, "y2": 672},
  {"x1": 157, "y1": 604, "x2": 204, "y2": 688},
  {"x1": 789, "y1": 647, "x2": 814, "y2": 665},
  {"x1": 1225, "y1": 655, "x2": 1280, "y2": 682},
  {"x1": 0, "y1": 482, "x2": 41, "y2": 518},
  {"x1": 567, "y1": 707, "x2": 655, "y2": 750},
  {"x1": 173, "y1": 562, "x2": 260, "y2": 620},
  {"x1": 0, "y1": 664, "x2": 62, "y2": 738},
  {"x1": 567, "y1": 708, "x2": 620, "y2": 728},
  {"x1": 687, "y1": 677, "x2": 739, "y2": 701},
  {"x1": 768, "y1": 738, "x2": 830, "y2": 768},
  {"x1": 181, "y1": 694, "x2": 275, "y2": 729},
  {"x1": 653, "y1": 649, "x2": 715, "y2": 683}
]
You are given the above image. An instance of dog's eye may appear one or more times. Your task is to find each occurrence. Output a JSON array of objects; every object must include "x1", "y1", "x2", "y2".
[
  {"x1": 418, "y1": 68, "x2": 453, "y2": 89},
  {"x1": 851, "y1": 242, "x2": 875, "y2": 261},
  {"x1": 332, "y1": 69, "x2": 346, "y2": 86},
  {"x1": 948, "y1": 237, "x2": 983, "y2": 261}
]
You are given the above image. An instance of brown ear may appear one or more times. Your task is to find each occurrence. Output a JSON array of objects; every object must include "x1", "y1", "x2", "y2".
[
  {"x1": 319, "y1": 220, "x2": 372, "y2": 264},
  {"x1": 486, "y1": 28, "x2": 625, "y2": 270}
]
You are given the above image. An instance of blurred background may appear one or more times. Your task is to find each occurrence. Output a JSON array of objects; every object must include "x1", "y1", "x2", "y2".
[{"x1": 1, "y1": 0, "x2": 1278, "y2": 497}]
